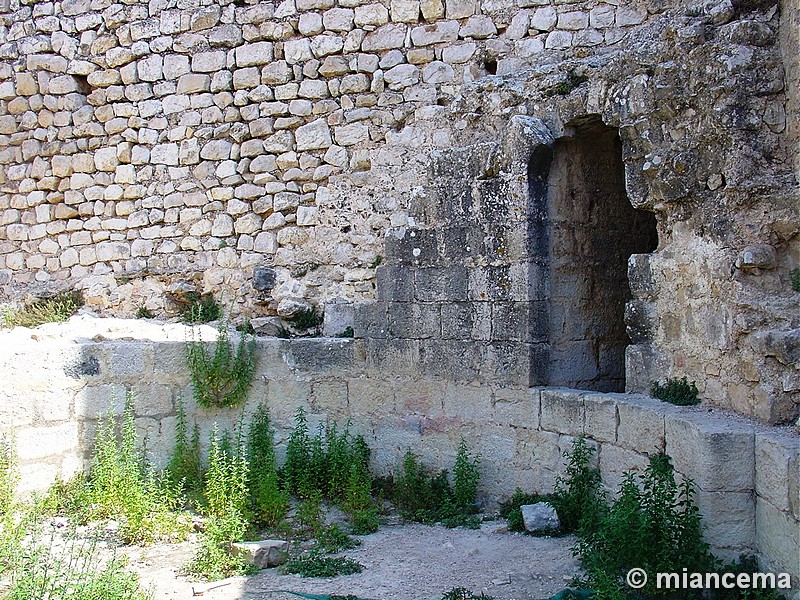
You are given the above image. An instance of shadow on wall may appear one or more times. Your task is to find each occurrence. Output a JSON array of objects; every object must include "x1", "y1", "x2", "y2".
[{"x1": 527, "y1": 118, "x2": 659, "y2": 392}]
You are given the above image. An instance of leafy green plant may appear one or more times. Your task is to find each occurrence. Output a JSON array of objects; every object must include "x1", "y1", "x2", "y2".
[
  {"x1": 713, "y1": 555, "x2": 788, "y2": 600},
  {"x1": 165, "y1": 397, "x2": 203, "y2": 504},
  {"x1": 5, "y1": 529, "x2": 151, "y2": 600},
  {"x1": 0, "y1": 435, "x2": 15, "y2": 518},
  {"x1": 135, "y1": 306, "x2": 154, "y2": 319},
  {"x1": 575, "y1": 453, "x2": 712, "y2": 600},
  {"x1": 283, "y1": 407, "x2": 314, "y2": 498},
  {"x1": 181, "y1": 293, "x2": 221, "y2": 324},
  {"x1": 187, "y1": 319, "x2": 257, "y2": 409},
  {"x1": 280, "y1": 550, "x2": 364, "y2": 577},
  {"x1": 86, "y1": 400, "x2": 189, "y2": 544},
  {"x1": 247, "y1": 404, "x2": 288, "y2": 527},
  {"x1": 2, "y1": 290, "x2": 83, "y2": 329},
  {"x1": 337, "y1": 326, "x2": 354, "y2": 338},
  {"x1": 190, "y1": 425, "x2": 251, "y2": 581},
  {"x1": 288, "y1": 307, "x2": 323, "y2": 331},
  {"x1": 315, "y1": 523, "x2": 361, "y2": 554},
  {"x1": 295, "y1": 489, "x2": 324, "y2": 537},
  {"x1": 441, "y1": 589, "x2": 495, "y2": 600},
  {"x1": 651, "y1": 377, "x2": 700, "y2": 406},
  {"x1": 452, "y1": 439, "x2": 480, "y2": 514},
  {"x1": 552, "y1": 437, "x2": 604, "y2": 534},
  {"x1": 791, "y1": 268, "x2": 800, "y2": 292},
  {"x1": 543, "y1": 71, "x2": 589, "y2": 97}
]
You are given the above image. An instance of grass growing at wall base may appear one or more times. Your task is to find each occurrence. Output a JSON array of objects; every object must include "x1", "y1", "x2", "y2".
[
  {"x1": 2, "y1": 290, "x2": 83, "y2": 329},
  {"x1": 651, "y1": 377, "x2": 700, "y2": 406}
]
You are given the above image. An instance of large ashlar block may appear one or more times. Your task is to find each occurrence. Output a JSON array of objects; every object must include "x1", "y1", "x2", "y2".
[
  {"x1": 347, "y1": 376, "x2": 396, "y2": 416},
  {"x1": 540, "y1": 388, "x2": 585, "y2": 436},
  {"x1": 16, "y1": 422, "x2": 79, "y2": 461},
  {"x1": 76, "y1": 383, "x2": 127, "y2": 418},
  {"x1": 615, "y1": 393, "x2": 677, "y2": 454},
  {"x1": 756, "y1": 500, "x2": 800, "y2": 593},
  {"x1": 442, "y1": 382, "x2": 492, "y2": 422},
  {"x1": 598, "y1": 443, "x2": 648, "y2": 494},
  {"x1": 265, "y1": 378, "x2": 313, "y2": 421},
  {"x1": 310, "y1": 379, "x2": 349, "y2": 418},
  {"x1": 109, "y1": 342, "x2": 154, "y2": 378},
  {"x1": 493, "y1": 386, "x2": 540, "y2": 429},
  {"x1": 582, "y1": 392, "x2": 618, "y2": 443},
  {"x1": 755, "y1": 430, "x2": 800, "y2": 518},
  {"x1": 695, "y1": 490, "x2": 756, "y2": 555},
  {"x1": 665, "y1": 411, "x2": 755, "y2": 492}
]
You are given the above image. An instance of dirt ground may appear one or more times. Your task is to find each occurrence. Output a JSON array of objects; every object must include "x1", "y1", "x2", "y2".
[{"x1": 120, "y1": 521, "x2": 579, "y2": 600}]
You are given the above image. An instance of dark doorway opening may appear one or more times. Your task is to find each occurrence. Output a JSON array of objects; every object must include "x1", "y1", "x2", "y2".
[{"x1": 528, "y1": 119, "x2": 658, "y2": 391}]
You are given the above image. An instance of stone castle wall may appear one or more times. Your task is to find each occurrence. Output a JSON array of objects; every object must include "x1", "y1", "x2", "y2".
[
  {"x1": 1, "y1": 0, "x2": 798, "y2": 426},
  {"x1": 0, "y1": 0, "x2": 661, "y2": 313},
  {"x1": 0, "y1": 326, "x2": 797, "y2": 592}
]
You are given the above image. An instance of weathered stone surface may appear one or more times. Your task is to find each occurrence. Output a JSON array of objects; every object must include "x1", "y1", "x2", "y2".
[
  {"x1": 521, "y1": 502, "x2": 560, "y2": 533},
  {"x1": 295, "y1": 118, "x2": 333, "y2": 151},
  {"x1": 231, "y1": 540, "x2": 290, "y2": 568}
]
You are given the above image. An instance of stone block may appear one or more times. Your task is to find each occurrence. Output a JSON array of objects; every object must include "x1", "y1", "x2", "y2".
[
  {"x1": 483, "y1": 342, "x2": 541, "y2": 388},
  {"x1": 420, "y1": 339, "x2": 482, "y2": 382},
  {"x1": 665, "y1": 411, "x2": 755, "y2": 492},
  {"x1": 755, "y1": 500, "x2": 800, "y2": 590},
  {"x1": 388, "y1": 302, "x2": 440, "y2": 339},
  {"x1": 347, "y1": 376, "x2": 396, "y2": 416},
  {"x1": 265, "y1": 379, "x2": 313, "y2": 422},
  {"x1": 598, "y1": 444, "x2": 648, "y2": 494},
  {"x1": 441, "y1": 301, "x2": 491, "y2": 341},
  {"x1": 282, "y1": 339, "x2": 354, "y2": 375},
  {"x1": 582, "y1": 393, "x2": 618, "y2": 444},
  {"x1": 442, "y1": 382, "x2": 491, "y2": 422},
  {"x1": 310, "y1": 380, "x2": 349, "y2": 418},
  {"x1": 131, "y1": 384, "x2": 173, "y2": 417},
  {"x1": 521, "y1": 502, "x2": 560, "y2": 532},
  {"x1": 415, "y1": 266, "x2": 468, "y2": 302},
  {"x1": 353, "y1": 302, "x2": 388, "y2": 339},
  {"x1": 493, "y1": 386, "x2": 539, "y2": 429},
  {"x1": 364, "y1": 338, "x2": 420, "y2": 376},
  {"x1": 376, "y1": 265, "x2": 415, "y2": 302},
  {"x1": 540, "y1": 388, "x2": 585, "y2": 436},
  {"x1": 110, "y1": 343, "x2": 154, "y2": 379},
  {"x1": 491, "y1": 302, "x2": 536, "y2": 342},
  {"x1": 76, "y1": 384, "x2": 127, "y2": 418},
  {"x1": 231, "y1": 540, "x2": 289, "y2": 568},
  {"x1": 695, "y1": 490, "x2": 755, "y2": 554},
  {"x1": 755, "y1": 430, "x2": 800, "y2": 517},
  {"x1": 16, "y1": 422, "x2": 79, "y2": 461}
]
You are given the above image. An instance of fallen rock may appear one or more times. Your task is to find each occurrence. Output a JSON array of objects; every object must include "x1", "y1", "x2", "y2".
[
  {"x1": 230, "y1": 539, "x2": 289, "y2": 568},
  {"x1": 521, "y1": 502, "x2": 560, "y2": 533},
  {"x1": 250, "y1": 316, "x2": 284, "y2": 336}
]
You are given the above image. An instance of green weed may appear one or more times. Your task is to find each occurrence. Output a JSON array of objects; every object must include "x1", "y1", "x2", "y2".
[
  {"x1": 165, "y1": 396, "x2": 204, "y2": 504},
  {"x1": 6, "y1": 529, "x2": 151, "y2": 600},
  {"x1": 186, "y1": 319, "x2": 257, "y2": 409},
  {"x1": 181, "y1": 293, "x2": 221, "y2": 324},
  {"x1": 280, "y1": 550, "x2": 364, "y2": 577},
  {"x1": 441, "y1": 589, "x2": 495, "y2": 600},
  {"x1": 189, "y1": 425, "x2": 251, "y2": 580},
  {"x1": 651, "y1": 377, "x2": 700, "y2": 406},
  {"x1": 315, "y1": 523, "x2": 361, "y2": 554},
  {"x1": 288, "y1": 307, "x2": 323, "y2": 331},
  {"x1": 575, "y1": 453, "x2": 712, "y2": 600},
  {"x1": 86, "y1": 400, "x2": 189, "y2": 544},
  {"x1": 552, "y1": 437, "x2": 604, "y2": 534},
  {"x1": 295, "y1": 489, "x2": 324, "y2": 537},
  {"x1": 2, "y1": 290, "x2": 83, "y2": 329},
  {"x1": 791, "y1": 268, "x2": 800, "y2": 292},
  {"x1": 135, "y1": 306, "x2": 155, "y2": 319},
  {"x1": 247, "y1": 404, "x2": 289, "y2": 527}
]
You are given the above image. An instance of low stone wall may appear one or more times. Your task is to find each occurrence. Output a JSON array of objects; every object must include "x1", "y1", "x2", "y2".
[{"x1": 1, "y1": 327, "x2": 797, "y2": 592}]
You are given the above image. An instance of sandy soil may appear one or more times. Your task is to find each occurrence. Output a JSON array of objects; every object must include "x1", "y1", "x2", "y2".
[{"x1": 120, "y1": 521, "x2": 579, "y2": 600}]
